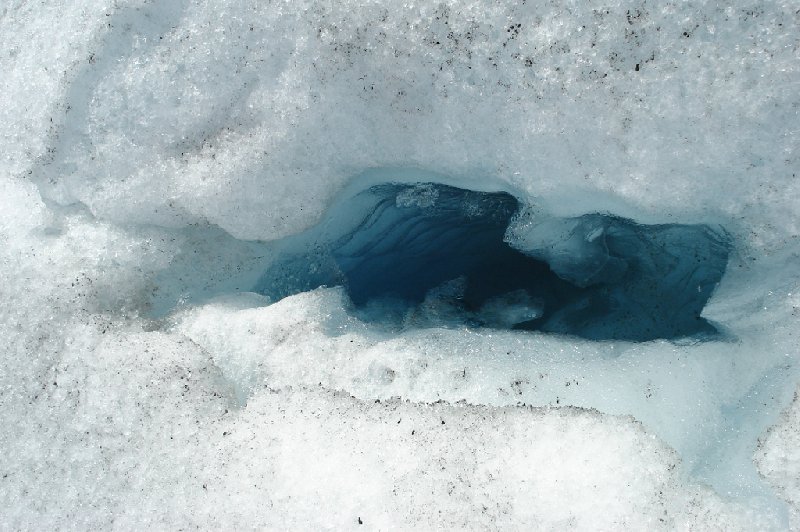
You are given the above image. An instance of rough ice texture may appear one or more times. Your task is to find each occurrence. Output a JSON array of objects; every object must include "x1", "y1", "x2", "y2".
[
  {"x1": 17, "y1": 0, "x2": 798, "y2": 249},
  {"x1": 1, "y1": 0, "x2": 799, "y2": 528},
  {"x1": 757, "y1": 387, "x2": 800, "y2": 529}
]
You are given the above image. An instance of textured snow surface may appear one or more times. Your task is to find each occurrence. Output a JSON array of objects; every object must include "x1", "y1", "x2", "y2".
[
  {"x1": 1, "y1": 0, "x2": 799, "y2": 528},
  {"x1": 757, "y1": 387, "x2": 800, "y2": 530}
]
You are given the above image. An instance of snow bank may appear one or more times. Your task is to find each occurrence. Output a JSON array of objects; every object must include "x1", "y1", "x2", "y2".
[
  {"x1": 20, "y1": 0, "x2": 799, "y2": 249},
  {"x1": 0, "y1": 325, "x2": 774, "y2": 529}
]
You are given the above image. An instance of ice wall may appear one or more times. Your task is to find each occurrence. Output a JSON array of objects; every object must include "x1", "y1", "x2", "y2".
[{"x1": 1, "y1": 0, "x2": 799, "y2": 528}]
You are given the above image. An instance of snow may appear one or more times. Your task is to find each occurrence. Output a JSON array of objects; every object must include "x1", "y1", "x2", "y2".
[
  {"x1": 757, "y1": 387, "x2": 800, "y2": 530},
  {"x1": 1, "y1": 0, "x2": 799, "y2": 528}
]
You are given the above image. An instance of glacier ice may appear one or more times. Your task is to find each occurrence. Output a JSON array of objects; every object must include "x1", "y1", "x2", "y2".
[
  {"x1": 1, "y1": 0, "x2": 799, "y2": 528},
  {"x1": 256, "y1": 178, "x2": 730, "y2": 341}
]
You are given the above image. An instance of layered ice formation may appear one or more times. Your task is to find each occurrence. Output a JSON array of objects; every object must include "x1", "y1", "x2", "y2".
[
  {"x1": 2, "y1": 0, "x2": 799, "y2": 529},
  {"x1": 256, "y1": 177, "x2": 731, "y2": 340}
]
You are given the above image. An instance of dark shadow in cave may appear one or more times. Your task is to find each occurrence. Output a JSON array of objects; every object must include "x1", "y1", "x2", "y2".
[{"x1": 255, "y1": 182, "x2": 730, "y2": 341}]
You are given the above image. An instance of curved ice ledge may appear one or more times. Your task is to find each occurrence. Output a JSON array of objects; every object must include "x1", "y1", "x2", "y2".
[{"x1": 255, "y1": 181, "x2": 731, "y2": 341}]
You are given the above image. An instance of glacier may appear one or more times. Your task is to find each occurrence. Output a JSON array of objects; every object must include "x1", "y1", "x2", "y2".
[{"x1": 1, "y1": 0, "x2": 799, "y2": 529}]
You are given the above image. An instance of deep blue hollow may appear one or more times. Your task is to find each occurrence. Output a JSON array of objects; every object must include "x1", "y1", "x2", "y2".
[{"x1": 255, "y1": 182, "x2": 730, "y2": 341}]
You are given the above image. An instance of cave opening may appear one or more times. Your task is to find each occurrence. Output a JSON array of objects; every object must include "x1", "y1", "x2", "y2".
[{"x1": 255, "y1": 181, "x2": 730, "y2": 341}]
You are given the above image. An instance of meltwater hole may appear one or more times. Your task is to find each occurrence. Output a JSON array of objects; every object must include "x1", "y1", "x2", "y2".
[{"x1": 256, "y1": 181, "x2": 730, "y2": 341}]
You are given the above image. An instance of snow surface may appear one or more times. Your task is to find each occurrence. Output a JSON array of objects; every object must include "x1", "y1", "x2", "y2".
[
  {"x1": 757, "y1": 387, "x2": 800, "y2": 530},
  {"x1": 1, "y1": 0, "x2": 799, "y2": 529}
]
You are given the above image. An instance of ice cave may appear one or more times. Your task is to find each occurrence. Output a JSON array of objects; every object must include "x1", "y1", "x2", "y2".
[{"x1": 257, "y1": 178, "x2": 731, "y2": 341}]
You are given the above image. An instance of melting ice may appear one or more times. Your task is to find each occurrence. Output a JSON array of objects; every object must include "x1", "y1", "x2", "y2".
[{"x1": 256, "y1": 180, "x2": 730, "y2": 341}]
